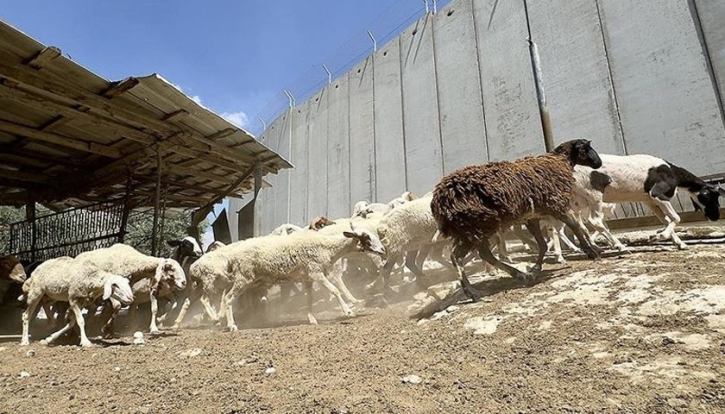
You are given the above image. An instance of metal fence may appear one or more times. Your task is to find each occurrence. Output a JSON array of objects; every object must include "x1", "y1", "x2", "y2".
[{"x1": 9, "y1": 200, "x2": 127, "y2": 262}]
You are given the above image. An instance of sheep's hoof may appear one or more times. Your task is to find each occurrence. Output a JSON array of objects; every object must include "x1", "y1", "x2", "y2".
[
  {"x1": 228, "y1": 325, "x2": 238, "y2": 332},
  {"x1": 80, "y1": 341, "x2": 93, "y2": 348},
  {"x1": 464, "y1": 287, "x2": 482, "y2": 303},
  {"x1": 677, "y1": 243, "x2": 689, "y2": 251},
  {"x1": 308, "y1": 315, "x2": 319, "y2": 325},
  {"x1": 40, "y1": 339, "x2": 50, "y2": 346},
  {"x1": 150, "y1": 330, "x2": 160, "y2": 336},
  {"x1": 169, "y1": 324, "x2": 181, "y2": 331},
  {"x1": 20, "y1": 340, "x2": 29, "y2": 347}
]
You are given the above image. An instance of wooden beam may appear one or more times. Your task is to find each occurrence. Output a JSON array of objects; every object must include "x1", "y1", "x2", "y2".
[
  {"x1": 0, "y1": 119, "x2": 121, "y2": 158},
  {"x1": 25, "y1": 47, "x2": 61, "y2": 70},
  {"x1": 206, "y1": 128, "x2": 235, "y2": 140},
  {"x1": 0, "y1": 168, "x2": 48, "y2": 184},
  {"x1": 102, "y1": 77, "x2": 139, "y2": 98},
  {"x1": 163, "y1": 109, "x2": 189, "y2": 123},
  {"x1": 39, "y1": 115, "x2": 71, "y2": 132}
]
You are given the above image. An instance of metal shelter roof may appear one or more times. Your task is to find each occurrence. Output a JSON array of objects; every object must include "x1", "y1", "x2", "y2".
[{"x1": 0, "y1": 20, "x2": 292, "y2": 211}]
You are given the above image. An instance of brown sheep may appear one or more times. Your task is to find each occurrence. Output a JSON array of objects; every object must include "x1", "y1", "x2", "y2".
[
  {"x1": 308, "y1": 216, "x2": 336, "y2": 231},
  {"x1": 0, "y1": 255, "x2": 26, "y2": 284},
  {"x1": 431, "y1": 139, "x2": 603, "y2": 301}
]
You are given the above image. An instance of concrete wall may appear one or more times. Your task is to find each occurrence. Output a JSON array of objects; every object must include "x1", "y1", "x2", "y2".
[{"x1": 250, "y1": 0, "x2": 725, "y2": 236}]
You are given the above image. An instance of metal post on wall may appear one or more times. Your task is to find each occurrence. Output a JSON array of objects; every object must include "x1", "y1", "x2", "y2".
[
  {"x1": 522, "y1": 0, "x2": 554, "y2": 152},
  {"x1": 322, "y1": 65, "x2": 332, "y2": 85},
  {"x1": 367, "y1": 30, "x2": 377, "y2": 52},
  {"x1": 283, "y1": 90, "x2": 296, "y2": 108}
]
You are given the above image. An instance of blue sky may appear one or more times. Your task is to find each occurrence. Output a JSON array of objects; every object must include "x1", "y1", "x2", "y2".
[{"x1": 1, "y1": 0, "x2": 435, "y2": 133}]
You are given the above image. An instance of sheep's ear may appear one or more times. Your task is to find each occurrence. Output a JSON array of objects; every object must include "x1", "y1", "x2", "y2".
[
  {"x1": 342, "y1": 231, "x2": 356, "y2": 239},
  {"x1": 167, "y1": 240, "x2": 181, "y2": 247},
  {"x1": 718, "y1": 186, "x2": 725, "y2": 197},
  {"x1": 103, "y1": 281, "x2": 114, "y2": 301}
]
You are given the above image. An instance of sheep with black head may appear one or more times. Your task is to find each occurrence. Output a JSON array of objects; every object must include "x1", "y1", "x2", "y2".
[{"x1": 431, "y1": 139, "x2": 603, "y2": 301}]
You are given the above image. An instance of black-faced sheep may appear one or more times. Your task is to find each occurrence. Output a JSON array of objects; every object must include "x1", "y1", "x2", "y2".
[
  {"x1": 573, "y1": 154, "x2": 725, "y2": 250},
  {"x1": 0, "y1": 255, "x2": 26, "y2": 284},
  {"x1": 431, "y1": 139, "x2": 603, "y2": 301}
]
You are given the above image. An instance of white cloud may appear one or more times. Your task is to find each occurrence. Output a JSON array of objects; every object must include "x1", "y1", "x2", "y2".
[{"x1": 221, "y1": 111, "x2": 250, "y2": 128}]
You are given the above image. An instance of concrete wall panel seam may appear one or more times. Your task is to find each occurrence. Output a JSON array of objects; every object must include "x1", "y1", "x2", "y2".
[
  {"x1": 688, "y1": 0, "x2": 725, "y2": 132},
  {"x1": 469, "y1": 0, "x2": 491, "y2": 162},
  {"x1": 594, "y1": 0, "x2": 628, "y2": 154}
]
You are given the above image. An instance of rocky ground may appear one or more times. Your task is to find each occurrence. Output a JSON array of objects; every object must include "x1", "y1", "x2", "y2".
[{"x1": 1, "y1": 227, "x2": 725, "y2": 413}]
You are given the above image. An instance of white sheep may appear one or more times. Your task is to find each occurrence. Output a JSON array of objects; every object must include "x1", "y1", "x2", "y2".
[
  {"x1": 191, "y1": 226, "x2": 385, "y2": 330},
  {"x1": 75, "y1": 244, "x2": 186, "y2": 336},
  {"x1": 166, "y1": 241, "x2": 227, "y2": 329},
  {"x1": 352, "y1": 191, "x2": 416, "y2": 218},
  {"x1": 374, "y1": 195, "x2": 441, "y2": 289},
  {"x1": 270, "y1": 223, "x2": 303, "y2": 236},
  {"x1": 20, "y1": 257, "x2": 134, "y2": 347}
]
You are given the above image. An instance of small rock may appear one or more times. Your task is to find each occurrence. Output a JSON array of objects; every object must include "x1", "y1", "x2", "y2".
[
  {"x1": 113, "y1": 367, "x2": 121, "y2": 372},
  {"x1": 25, "y1": 349, "x2": 36, "y2": 357},
  {"x1": 265, "y1": 367, "x2": 276, "y2": 375},
  {"x1": 667, "y1": 398, "x2": 688, "y2": 409},
  {"x1": 137, "y1": 407, "x2": 151, "y2": 414},
  {"x1": 401, "y1": 374, "x2": 423, "y2": 384},
  {"x1": 49, "y1": 380, "x2": 58, "y2": 386},
  {"x1": 19, "y1": 371, "x2": 30, "y2": 378},
  {"x1": 446, "y1": 305, "x2": 460, "y2": 313},
  {"x1": 0, "y1": 347, "x2": 6, "y2": 352},
  {"x1": 178, "y1": 348, "x2": 202, "y2": 358},
  {"x1": 133, "y1": 332, "x2": 144, "y2": 346}
]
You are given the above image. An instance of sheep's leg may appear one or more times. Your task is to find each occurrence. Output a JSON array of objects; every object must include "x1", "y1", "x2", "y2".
[
  {"x1": 217, "y1": 288, "x2": 229, "y2": 323},
  {"x1": 170, "y1": 286, "x2": 200, "y2": 329},
  {"x1": 199, "y1": 291, "x2": 220, "y2": 324},
  {"x1": 378, "y1": 253, "x2": 401, "y2": 291},
  {"x1": 66, "y1": 300, "x2": 92, "y2": 348},
  {"x1": 557, "y1": 213, "x2": 601, "y2": 259},
  {"x1": 222, "y1": 288, "x2": 238, "y2": 332},
  {"x1": 512, "y1": 225, "x2": 538, "y2": 252},
  {"x1": 647, "y1": 199, "x2": 687, "y2": 249},
  {"x1": 451, "y1": 240, "x2": 481, "y2": 302},
  {"x1": 558, "y1": 226, "x2": 582, "y2": 252},
  {"x1": 20, "y1": 294, "x2": 42, "y2": 346},
  {"x1": 330, "y1": 261, "x2": 362, "y2": 304},
  {"x1": 495, "y1": 230, "x2": 511, "y2": 262},
  {"x1": 148, "y1": 292, "x2": 160, "y2": 335},
  {"x1": 546, "y1": 224, "x2": 565, "y2": 264},
  {"x1": 100, "y1": 299, "x2": 122, "y2": 339},
  {"x1": 41, "y1": 313, "x2": 77, "y2": 345},
  {"x1": 316, "y1": 271, "x2": 354, "y2": 318},
  {"x1": 41, "y1": 303, "x2": 55, "y2": 326},
  {"x1": 405, "y1": 250, "x2": 427, "y2": 289},
  {"x1": 526, "y1": 219, "x2": 547, "y2": 276},
  {"x1": 588, "y1": 214, "x2": 627, "y2": 251},
  {"x1": 305, "y1": 281, "x2": 318, "y2": 325},
  {"x1": 477, "y1": 240, "x2": 531, "y2": 283}
]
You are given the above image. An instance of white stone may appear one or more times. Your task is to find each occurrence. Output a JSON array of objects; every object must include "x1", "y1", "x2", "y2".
[{"x1": 401, "y1": 374, "x2": 423, "y2": 384}]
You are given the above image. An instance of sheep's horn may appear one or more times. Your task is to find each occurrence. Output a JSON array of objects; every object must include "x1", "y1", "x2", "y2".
[{"x1": 349, "y1": 222, "x2": 356, "y2": 232}]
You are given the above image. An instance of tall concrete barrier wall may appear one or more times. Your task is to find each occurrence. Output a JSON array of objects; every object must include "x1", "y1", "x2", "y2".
[{"x1": 250, "y1": 0, "x2": 725, "y2": 236}]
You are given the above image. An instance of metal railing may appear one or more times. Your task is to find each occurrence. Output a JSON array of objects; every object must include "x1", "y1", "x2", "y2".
[{"x1": 9, "y1": 200, "x2": 128, "y2": 262}]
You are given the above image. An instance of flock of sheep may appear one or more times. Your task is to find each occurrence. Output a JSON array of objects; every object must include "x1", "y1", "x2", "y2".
[{"x1": 4, "y1": 139, "x2": 724, "y2": 347}]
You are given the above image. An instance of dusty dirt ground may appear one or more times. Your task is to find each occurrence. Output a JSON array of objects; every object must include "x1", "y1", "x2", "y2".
[{"x1": 2, "y1": 230, "x2": 725, "y2": 413}]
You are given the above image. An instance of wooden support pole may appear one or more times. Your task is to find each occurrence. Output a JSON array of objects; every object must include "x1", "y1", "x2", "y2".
[
  {"x1": 26, "y1": 193, "x2": 36, "y2": 262},
  {"x1": 119, "y1": 175, "x2": 133, "y2": 243},
  {"x1": 151, "y1": 148, "x2": 162, "y2": 256}
]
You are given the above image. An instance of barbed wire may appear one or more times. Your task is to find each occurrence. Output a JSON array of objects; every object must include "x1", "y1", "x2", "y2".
[{"x1": 249, "y1": 0, "x2": 452, "y2": 137}]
